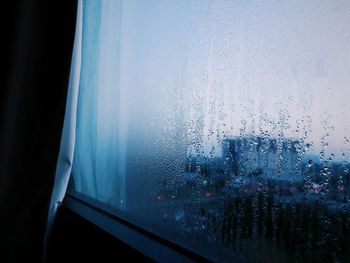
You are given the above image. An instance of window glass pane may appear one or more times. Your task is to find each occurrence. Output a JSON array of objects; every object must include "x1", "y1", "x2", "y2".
[{"x1": 70, "y1": 1, "x2": 350, "y2": 261}]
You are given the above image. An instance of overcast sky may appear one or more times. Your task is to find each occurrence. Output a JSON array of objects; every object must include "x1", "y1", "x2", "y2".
[{"x1": 92, "y1": 0, "x2": 350, "y2": 161}]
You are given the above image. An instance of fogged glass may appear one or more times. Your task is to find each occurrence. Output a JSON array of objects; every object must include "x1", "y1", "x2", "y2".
[{"x1": 70, "y1": 1, "x2": 350, "y2": 262}]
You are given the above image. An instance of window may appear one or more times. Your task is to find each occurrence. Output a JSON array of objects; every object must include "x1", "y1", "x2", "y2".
[{"x1": 67, "y1": 1, "x2": 350, "y2": 262}]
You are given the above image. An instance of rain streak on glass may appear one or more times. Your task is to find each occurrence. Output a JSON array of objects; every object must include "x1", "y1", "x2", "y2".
[{"x1": 70, "y1": 1, "x2": 350, "y2": 262}]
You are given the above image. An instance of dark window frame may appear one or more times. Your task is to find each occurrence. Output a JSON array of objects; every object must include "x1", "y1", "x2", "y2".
[{"x1": 63, "y1": 192, "x2": 213, "y2": 263}]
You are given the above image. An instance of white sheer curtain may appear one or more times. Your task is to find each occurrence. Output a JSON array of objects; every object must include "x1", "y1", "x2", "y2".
[
  {"x1": 44, "y1": 0, "x2": 83, "y2": 255},
  {"x1": 71, "y1": 0, "x2": 126, "y2": 208},
  {"x1": 45, "y1": 0, "x2": 127, "y2": 251}
]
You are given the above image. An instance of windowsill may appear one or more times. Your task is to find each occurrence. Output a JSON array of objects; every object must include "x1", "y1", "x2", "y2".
[{"x1": 63, "y1": 193, "x2": 212, "y2": 263}]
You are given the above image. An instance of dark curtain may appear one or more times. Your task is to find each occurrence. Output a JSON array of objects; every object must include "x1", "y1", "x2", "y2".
[{"x1": 0, "y1": 1, "x2": 77, "y2": 262}]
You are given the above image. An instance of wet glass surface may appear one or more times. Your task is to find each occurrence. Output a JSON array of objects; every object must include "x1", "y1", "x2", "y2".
[{"x1": 70, "y1": 1, "x2": 350, "y2": 262}]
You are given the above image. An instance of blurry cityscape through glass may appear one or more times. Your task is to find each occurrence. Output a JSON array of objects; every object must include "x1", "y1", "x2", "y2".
[{"x1": 70, "y1": 1, "x2": 350, "y2": 262}]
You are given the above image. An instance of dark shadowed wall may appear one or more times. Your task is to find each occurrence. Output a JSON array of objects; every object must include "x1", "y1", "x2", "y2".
[{"x1": 0, "y1": 1, "x2": 77, "y2": 262}]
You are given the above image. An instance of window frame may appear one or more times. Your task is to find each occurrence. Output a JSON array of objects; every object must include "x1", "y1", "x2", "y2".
[{"x1": 63, "y1": 192, "x2": 213, "y2": 263}]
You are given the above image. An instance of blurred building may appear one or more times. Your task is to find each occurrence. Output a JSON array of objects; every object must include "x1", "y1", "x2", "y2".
[{"x1": 222, "y1": 136, "x2": 302, "y2": 181}]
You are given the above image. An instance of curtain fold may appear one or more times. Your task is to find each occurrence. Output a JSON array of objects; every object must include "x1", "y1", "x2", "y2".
[{"x1": 44, "y1": 0, "x2": 83, "y2": 257}]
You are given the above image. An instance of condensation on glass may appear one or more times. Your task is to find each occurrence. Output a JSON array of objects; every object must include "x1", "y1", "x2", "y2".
[{"x1": 70, "y1": 1, "x2": 350, "y2": 262}]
